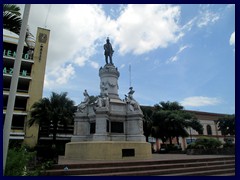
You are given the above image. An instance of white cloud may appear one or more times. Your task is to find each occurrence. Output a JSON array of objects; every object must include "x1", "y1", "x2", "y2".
[
  {"x1": 120, "y1": 64, "x2": 125, "y2": 69},
  {"x1": 168, "y1": 55, "x2": 178, "y2": 63},
  {"x1": 177, "y1": 45, "x2": 189, "y2": 54},
  {"x1": 167, "y1": 44, "x2": 190, "y2": 63},
  {"x1": 229, "y1": 32, "x2": 235, "y2": 46},
  {"x1": 74, "y1": 57, "x2": 86, "y2": 67},
  {"x1": 181, "y1": 96, "x2": 222, "y2": 107},
  {"x1": 197, "y1": 8, "x2": 220, "y2": 28},
  {"x1": 28, "y1": 4, "x2": 113, "y2": 71},
  {"x1": 44, "y1": 64, "x2": 75, "y2": 88},
  {"x1": 181, "y1": 17, "x2": 197, "y2": 32},
  {"x1": 90, "y1": 61, "x2": 100, "y2": 69},
  {"x1": 115, "y1": 4, "x2": 183, "y2": 55}
]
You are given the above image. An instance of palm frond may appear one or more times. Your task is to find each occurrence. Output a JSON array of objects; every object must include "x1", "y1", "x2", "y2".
[
  {"x1": 3, "y1": 4, "x2": 21, "y2": 16},
  {"x1": 3, "y1": 4, "x2": 22, "y2": 35}
]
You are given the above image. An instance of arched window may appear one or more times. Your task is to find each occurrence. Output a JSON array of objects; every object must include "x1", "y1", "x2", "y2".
[{"x1": 207, "y1": 125, "x2": 212, "y2": 135}]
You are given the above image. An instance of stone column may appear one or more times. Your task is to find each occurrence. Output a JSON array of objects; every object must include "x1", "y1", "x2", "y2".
[
  {"x1": 126, "y1": 112, "x2": 146, "y2": 142},
  {"x1": 71, "y1": 112, "x2": 90, "y2": 141},
  {"x1": 93, "y1": 108, "x2": 110, "y2": 141},
  {"x1": 99, "y1": 64, "x2": 120, "y2": 99}
]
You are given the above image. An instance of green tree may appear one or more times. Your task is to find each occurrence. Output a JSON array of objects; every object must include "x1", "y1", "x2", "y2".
[
  {"x1": 217, "y1": 115, "x2": 235, "y2": 136},
  {"x1": 152, "y1": 101, "x2": 203, "y2": 145},
  {"x1": 141, "y1": 106, "x2": 153, "y2": 142},
  {"x1": 3, "y1": 4, "x2": 22, "y2": 35},
  {"x1": 28, "y1": 92, "x2": 76, "y2": 146}
]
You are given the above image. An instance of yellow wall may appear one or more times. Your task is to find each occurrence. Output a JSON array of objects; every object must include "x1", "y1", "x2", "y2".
[
  {"x1": 65, "y1": 141, "x2": 152, "y2": 160},
  {"x1": 24, "y1": 27, "x2": 50, "y2": 147}
]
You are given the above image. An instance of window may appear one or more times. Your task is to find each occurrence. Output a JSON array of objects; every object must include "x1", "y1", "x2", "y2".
[
  {"x1": 90, "y1": 122, "x2": 95, "y2": 134},
  {"x1": 207, "y1": 125, "x2": 212, "y2": 135},
  {"x1": 111, "y1": 122, "x2": 124, "y2": 133},
  {"x1": 107, "y1": 121, "x2": 124, "y2": 133}
]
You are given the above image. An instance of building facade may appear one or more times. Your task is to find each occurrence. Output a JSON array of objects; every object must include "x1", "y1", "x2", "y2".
[
  {"x1": 150, "y1": 110, "x2": 235, "y2": 151},
  {"x1": 3, "y1": 27, "x2": 50, "y2": 147}
]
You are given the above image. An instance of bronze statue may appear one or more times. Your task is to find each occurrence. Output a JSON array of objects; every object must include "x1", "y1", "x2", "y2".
[{"x1": 104, "y1": 37, "x2": 114, "y2": 64}]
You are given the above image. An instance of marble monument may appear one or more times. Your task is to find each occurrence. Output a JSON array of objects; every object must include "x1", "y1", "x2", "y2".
[{"x1": 64, "y1": 38, "x2": 151, "y2": 160}]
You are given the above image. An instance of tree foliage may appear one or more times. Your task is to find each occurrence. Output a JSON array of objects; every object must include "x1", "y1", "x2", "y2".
[
  {"x1": 3, "y1": 4, "x2": 22, "y2": 35},
  {"x1": 142, "y1": 106, "x2": 153, "y2": 142},
  {"x1": 217, "y1": 115, "x2": 235, "y2": 136},
  {"x1": 28, "y1": 92, "x2": 76, "y2": 145},
  {"x1": 142, "y1": 101, "x2": 203, "y2": 145}
]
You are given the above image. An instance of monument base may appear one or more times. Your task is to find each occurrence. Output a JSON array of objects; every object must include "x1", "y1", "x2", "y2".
[{"x1": 64, "y1": 141, "x2": 152, "y2": 160}]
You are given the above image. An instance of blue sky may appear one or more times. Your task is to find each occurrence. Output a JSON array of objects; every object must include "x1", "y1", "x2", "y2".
[{"x1": 16, "y1": 4, "x2": 235, "y2": 114}]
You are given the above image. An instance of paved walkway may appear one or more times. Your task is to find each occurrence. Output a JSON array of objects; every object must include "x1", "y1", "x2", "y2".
[{"x1": 58, "y1": 154, "x2": 235, "y2": 165}]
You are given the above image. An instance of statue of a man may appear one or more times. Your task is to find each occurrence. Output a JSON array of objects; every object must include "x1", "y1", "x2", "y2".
[{"x1": 104, "y1": 37, "x2": 114, "y2": 64}]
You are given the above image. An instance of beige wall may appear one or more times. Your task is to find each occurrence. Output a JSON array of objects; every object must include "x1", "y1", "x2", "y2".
[{"x1": 24, "y1": 27, "x2": 50, "y2": 147}]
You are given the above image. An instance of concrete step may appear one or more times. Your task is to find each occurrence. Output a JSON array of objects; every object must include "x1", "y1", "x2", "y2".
[
  {"x1": 211, "y1": 172, "x2": 235, "y2": 176},
  {"x1": 45, "y1": 160, "x2": 235, "y2": 176},
  {"x1": 84, "y1": 164, "x2": 235, "y2": 176},
  {"x1": 161, "y1": 168, "x2": 235, "y2": 176},
  {"x1": 51, "y1": 156, "x2": 235, "y2": 169},
  {"x1": 44, "y1": 156, "x2": 235, "y2": 176}
]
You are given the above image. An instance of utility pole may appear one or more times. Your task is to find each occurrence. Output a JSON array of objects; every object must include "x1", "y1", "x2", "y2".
[{"x1": 3, "y1": 4, "x2": 31, "y2": 174}]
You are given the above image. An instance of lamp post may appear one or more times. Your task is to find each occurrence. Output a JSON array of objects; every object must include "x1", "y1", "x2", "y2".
[{"x1": 3, "y1": 4, "x2": 31, "y2": 174}]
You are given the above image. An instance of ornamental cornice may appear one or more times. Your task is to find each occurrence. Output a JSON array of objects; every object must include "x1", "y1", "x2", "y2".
[{"x1": 99, "y1": 65, "x2": 120, "y2": 77}]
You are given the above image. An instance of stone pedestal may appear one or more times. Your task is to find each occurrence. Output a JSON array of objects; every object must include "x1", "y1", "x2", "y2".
[
  {"x1": 65, "y1": 141, "x2": 151, "y2": 160},
  {"x1": 93, "y1": 108, "x2": 109, "y2": 141},
  {"x1": 126, "y1": 111, "x2": 146, "y2": 141}
]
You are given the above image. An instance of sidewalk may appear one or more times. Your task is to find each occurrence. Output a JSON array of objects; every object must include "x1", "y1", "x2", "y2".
[{"x1": 58, "y1": 153, "x2": 235, "y2": 165}]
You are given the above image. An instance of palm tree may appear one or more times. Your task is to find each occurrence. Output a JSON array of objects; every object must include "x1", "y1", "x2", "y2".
[
  {"x1": 3, "y1": 4, "x2": 22, "y2": 35},
  {"x1": 28, "y1": 92, "x2": 76, "y2": 146}
]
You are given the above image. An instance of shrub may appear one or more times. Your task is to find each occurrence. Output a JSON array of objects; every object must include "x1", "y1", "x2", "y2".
[
  {"x1": 5, "y1": 146, "x2": 36, "y2": 176},
  {"x1": 187, "y1": 137, "x2": 222, "y2": 150},
  {"x1": 5, "y1": 145, "x2": 54, "y2": 176},
  {"x1": 186, "y1": 143, "x2": 195, "y2": 149}
]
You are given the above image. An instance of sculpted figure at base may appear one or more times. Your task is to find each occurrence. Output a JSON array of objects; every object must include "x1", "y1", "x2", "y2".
[
  {"x1": 77, "y1": 89, "x2": 90, "y2": 112},
  {"x1": 96, "y1": 82, "x2": 109, "y2": 108},
  {"x1": 104, "y1": 37, "x2": 114, "y2": 65},
  {"x1": 125, "y1": 87, "x2": 141, "y2": 111}
]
